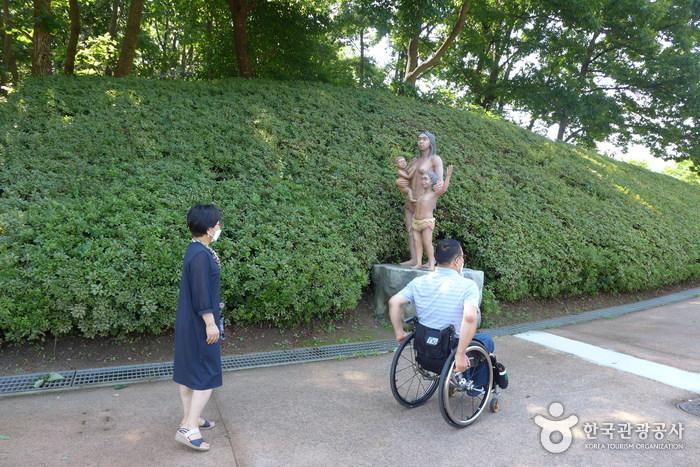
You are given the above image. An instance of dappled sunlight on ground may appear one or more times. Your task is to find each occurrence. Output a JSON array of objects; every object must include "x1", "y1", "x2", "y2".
[
  {"x1": 613, "y1": 183, "x2": 658, "y2": 211},
  {"x1": 342, "y1": 370, "x2": 371, "y2": 383}
]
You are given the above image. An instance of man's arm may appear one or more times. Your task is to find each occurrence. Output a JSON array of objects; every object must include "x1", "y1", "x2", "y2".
[
  {"x1": 454, "y1": 302, "x2": 478, "y2": 372},
  {"x1": 388, "y1": 293, "x2": 411, "y2": 343}
]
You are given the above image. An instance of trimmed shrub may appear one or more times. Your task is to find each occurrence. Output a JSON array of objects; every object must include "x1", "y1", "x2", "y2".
[{"x1": 0, "y1": 77, "x2": 699, "y2": 343}]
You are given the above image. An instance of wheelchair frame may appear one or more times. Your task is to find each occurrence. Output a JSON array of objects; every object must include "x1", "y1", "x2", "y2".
[{"x1": 389, "y1": 317, "x2": 501, "y2": 428}]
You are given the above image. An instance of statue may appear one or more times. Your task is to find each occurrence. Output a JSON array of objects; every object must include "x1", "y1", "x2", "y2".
[
  {"x1": 412, "y1": 166, "x2": 454, "y2": 269},
  {"x1": 399, "y1": 132, "x2": 444, "y2": 267},
  {"x1": 394, "y1": 156, "x2": 417, "y2": 203}
]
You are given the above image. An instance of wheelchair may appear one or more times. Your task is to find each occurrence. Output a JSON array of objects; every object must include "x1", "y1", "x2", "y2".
[{"x1": 389, "y1": 317, "x2": 503, "y2": 428}]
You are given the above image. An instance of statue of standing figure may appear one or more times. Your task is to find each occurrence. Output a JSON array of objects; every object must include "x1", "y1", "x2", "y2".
[{"x1": 395, "y1": 131, "x2": 448, "y2": 269}]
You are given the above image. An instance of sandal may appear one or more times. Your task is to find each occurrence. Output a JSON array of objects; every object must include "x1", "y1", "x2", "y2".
[
  {"x1": 198, "y1": 418, "x2": 216, "y2": 430},
  {"x1": 175, "y1": 427, "x2": 210, "y2": 451}
]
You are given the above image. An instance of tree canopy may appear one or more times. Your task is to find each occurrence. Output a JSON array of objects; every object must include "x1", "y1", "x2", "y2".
[{"x1": 1, "y1": 0, "x2": 698, "y2": 169}]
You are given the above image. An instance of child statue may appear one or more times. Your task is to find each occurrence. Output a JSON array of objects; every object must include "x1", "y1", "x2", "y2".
[
  {"x1": 394, "y1": 156, "x2": 417, "y2": 203},
  {"x1": 412, "y1": 165, "x2": 454, "y2": 269}
]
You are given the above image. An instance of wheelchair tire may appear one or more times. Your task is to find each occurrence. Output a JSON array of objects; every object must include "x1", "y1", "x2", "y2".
[
  {"x1": 437, "y1": 341, "x2": 494, "y2": 428},
  {"x1": 389, "y1": 332, "x2": 440, "y2": 408}
]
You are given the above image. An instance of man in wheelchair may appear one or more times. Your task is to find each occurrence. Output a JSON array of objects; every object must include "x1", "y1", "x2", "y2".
[{"x1": 388, "y1": 239, "x2": 507, "y2": 426}]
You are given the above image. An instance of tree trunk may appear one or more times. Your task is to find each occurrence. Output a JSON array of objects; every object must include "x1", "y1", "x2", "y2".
[
  {"x1": 403, "y1": 0, "x2": 471, "y2": 86},
  {"x1": 556, "y1": 112, "x2": 568, "y2": 141},
  {"x1": 227, "y1": 0, "x2": 252, "y2": 78},
  {"x1": 104, "y1": 0, "x2": 119, "y2": 75},
  {"x1": 527, "y1": 114, "x2": 537, "y2": 131},
  {"x1": 0, "y1": 3, "x2": 5, "y2": 90},
  {"x1": 404, "y1": 36, "x2": 418, "y2": 81},
  {"x1": 114, "y1": 0, "x2": 145, "y2": 77},
  {"x1": 359, "y1": 27, "x2": 365, "y2": 87},
  {"x1": 108, "y1": 0, "x2": 120, "y2": 38},
  {"x1": 0, "y1": 0, "x2": 15, "y2": 87},
  {"x1": 64, "y1": 0, "x2": 80, "y2": 75},
  {"x1": 393, "y1": 48, "x2": 405, "y2": 85},
  {"x1": 206, "y1": 15, "x2": 213, "y2": 79},
  {"x1": 32, "y1": 0, "x2": 52, "y2": 76}
]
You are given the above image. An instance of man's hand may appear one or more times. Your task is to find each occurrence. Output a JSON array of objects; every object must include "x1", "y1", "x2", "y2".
[
  {"x1": 205, "y1": 323, "x2": 220, "y2": 344},
  {"x1": 395, "y1": 330, "x2": 408, "y2": 344},
  {"x1": 454, "y1": 352, "x2": 470, "y2": 373}
]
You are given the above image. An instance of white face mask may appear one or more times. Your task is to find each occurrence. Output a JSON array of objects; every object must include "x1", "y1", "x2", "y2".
[{"x1": 209, "y1": 227, "x2": 222, "y2": 242}]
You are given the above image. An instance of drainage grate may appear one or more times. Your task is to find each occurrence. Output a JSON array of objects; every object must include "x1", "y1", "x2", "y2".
[
  {"x1": 0, "y1": 370, "x2": 75, "y2": 395},
  {"x1": 0, "y1": 340, "x2": 397, "y2": 397},
  {"x1": 678, "y1": 398, "x2": 700, "y2": 417},
  {"x1": 73, "y1": 361, "x2": 174, "y2": 386}
]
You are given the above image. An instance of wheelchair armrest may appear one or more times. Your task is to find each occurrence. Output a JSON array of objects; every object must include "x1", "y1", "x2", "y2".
[{"x1": 404, "y1": 316, "x2": 417, "y2": 325}]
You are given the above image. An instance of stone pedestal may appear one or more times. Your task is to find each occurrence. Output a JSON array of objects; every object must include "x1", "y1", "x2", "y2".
[{"x1": 371, "y1": 264, "x2": 484, "y2": 319}]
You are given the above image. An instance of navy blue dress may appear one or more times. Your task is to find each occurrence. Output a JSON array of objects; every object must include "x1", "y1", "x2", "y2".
[{"x1": 173, "y1": 241, "x2": 223, "y2": 390}]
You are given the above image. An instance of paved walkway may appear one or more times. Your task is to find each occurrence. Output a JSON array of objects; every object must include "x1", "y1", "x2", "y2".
[{"x1": 1, "y1": 297, "x2": 699, "y2": 466}]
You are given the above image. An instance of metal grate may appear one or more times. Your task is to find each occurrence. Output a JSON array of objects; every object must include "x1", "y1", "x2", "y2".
[
  {"x1": 678, "y1": 398, "x2": 700, "y2": 417},
  {"x1": 0, "y1": 370, "x2": 75, "y2": 395},
  {"x1": 0, "y1": 340, "x2": 397, "y2": 397},
  {"x1": 73, "y1": 361, "x2": 174, "y2": 386}
]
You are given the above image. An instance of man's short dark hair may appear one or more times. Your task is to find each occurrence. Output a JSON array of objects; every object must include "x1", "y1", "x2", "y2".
[
  {"x1": 435, "y1": 239, "x2": 462, "y2": 265},
  {"x1": 187, "y1": 204, "x2": 221, "y2": 236}
]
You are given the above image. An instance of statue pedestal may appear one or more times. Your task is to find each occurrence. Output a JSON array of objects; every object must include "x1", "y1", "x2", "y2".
[{"x1": 371, "y1": 264, "x2": 484, "y2": 319}]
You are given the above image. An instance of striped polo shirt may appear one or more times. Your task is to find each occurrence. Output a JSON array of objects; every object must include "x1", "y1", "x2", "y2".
[{"x1": 397, "y1": 267, "x2": 481, "y2": 336}]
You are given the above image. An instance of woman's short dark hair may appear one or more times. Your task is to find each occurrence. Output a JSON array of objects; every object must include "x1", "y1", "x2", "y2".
[
  {"x1": 435, "y1": 239, "x2": 462, "y2": 265},
  {"x1": 187, "y1": 204, "x2": 221, "y2": 236}
]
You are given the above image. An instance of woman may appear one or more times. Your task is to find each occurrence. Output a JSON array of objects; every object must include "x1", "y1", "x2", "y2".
[
  {"x1": 401, "y1": 131, "x2": 444, "y2": 266},
  {"x1": 173, "y1": 204, "x2": 224, "y2": 451}
]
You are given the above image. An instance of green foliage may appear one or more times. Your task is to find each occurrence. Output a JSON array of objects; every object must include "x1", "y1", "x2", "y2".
[
  {"x1": 1, "y1": 76, "x2": 699, "y2": 343},
  {"x1": 74, "y1": 34, "x2": 119, "y2": 75},
  {"x1": 663, "y1": 160, "x2": 700, "y2": 185}
]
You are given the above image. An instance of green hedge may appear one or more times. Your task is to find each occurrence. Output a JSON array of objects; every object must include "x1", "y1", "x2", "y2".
[{"x1": 1, "y1": 77, "x2": 699, "y2": 343}]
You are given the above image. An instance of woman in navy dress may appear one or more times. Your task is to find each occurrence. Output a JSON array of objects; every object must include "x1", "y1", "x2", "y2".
[{"x1": 173, "y1": 204, "x2": 224, "y2": 451}]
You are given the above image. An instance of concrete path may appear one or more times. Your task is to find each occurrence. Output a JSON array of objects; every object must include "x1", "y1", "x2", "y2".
[{"x1": 1, "y1": 297, "x2": 699, "y2": 466}]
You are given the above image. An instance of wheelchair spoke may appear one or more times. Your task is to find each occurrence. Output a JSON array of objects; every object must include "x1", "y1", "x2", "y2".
[
  {"x1": 439, "y1": 344, "x2": 494, "y2": 427},
  {"x1": 390, "y1": 333, "x2": 439, "y2": 408}
]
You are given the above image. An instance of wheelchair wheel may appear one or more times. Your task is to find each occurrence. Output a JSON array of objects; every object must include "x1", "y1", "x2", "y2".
[
  {"x1": 390, "y1": 332, "x2": 440, "y2": 408},
  {"x1": 437, "y1": 341, "x2": 494, "y2": 428}
]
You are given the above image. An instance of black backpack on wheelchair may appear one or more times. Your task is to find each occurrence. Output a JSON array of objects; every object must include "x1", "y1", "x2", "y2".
[{"x1": 413, "y1": 321, "x2": 455, "y2": 374}]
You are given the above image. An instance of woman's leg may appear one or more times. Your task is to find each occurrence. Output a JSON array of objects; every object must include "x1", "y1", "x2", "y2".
[
  {"x1": 179, "y1": 384, "x2": 192, "y2": 426},
  {"x1": 184, "y1": 389, "x2": 213, "y2": 430}
]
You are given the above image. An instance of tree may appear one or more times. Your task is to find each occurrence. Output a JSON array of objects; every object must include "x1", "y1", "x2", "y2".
[
  {"x1": 64, "y1": 0, "x2": 80, "y2": 74},
  {"x1": 114, "y1": 0, "x2": 145, "y2": 77},
  {"x1": 336, "y1": 0, "x2": 391, "y2": 87},
  {"x1": 390, "y1": 0, "x2": 472, "y2": 89},
  {"x1": 437, "y1": 0, "x2": 543, "y2": 111},
  {"x1": 1, "y1": 0, "x2": 20, "y2": 88},
  {"x1": 509, "y1": 0, "x2": 700, "y2": 167},
  {"x1": 108, "y1": 0, "x2": 120, "y2": 39},
  {"x1": 32, "y1": 0, "x2": 52, "y2": 75},
  {"x1": 226, "y1": 0, "x2": 253, "y2": 77}
]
